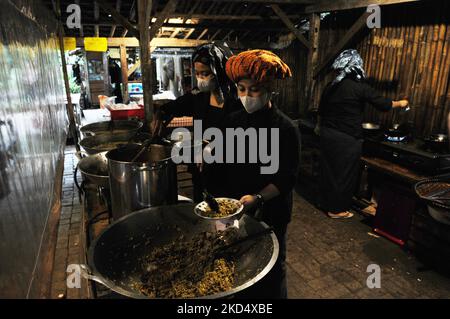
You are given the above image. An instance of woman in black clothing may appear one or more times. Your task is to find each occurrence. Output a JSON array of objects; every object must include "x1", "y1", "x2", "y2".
[
  {"x1": 224, "y1": 50, "x2": 301, "y2": 298},
  {"x1": 151, "y1": 43, "x2": 239, "y2": 201},
  {"x1": 317, "y1": 49, "x2": 409, "y2": 219}
]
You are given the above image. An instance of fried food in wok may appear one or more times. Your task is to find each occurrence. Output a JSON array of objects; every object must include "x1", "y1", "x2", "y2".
[{"x1": 134, "y1": 230, "x2": 238, "y2": 298}]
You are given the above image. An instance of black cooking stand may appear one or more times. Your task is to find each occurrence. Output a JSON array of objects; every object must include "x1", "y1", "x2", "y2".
[{"x1": 363, "y1": 134, "x2": 450, "y2": 176}]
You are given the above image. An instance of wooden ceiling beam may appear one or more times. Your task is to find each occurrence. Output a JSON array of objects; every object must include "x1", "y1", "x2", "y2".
[
  {"x1": 305, "y1": 0, "x2": 421, "y2": 13},
  {"x1": 184, "y1": 28, "x2": 196, "y2": 39},
  {"x1": 182, "y1": 0, "x2": 202, "y2": 23},
  {"x1": 197, "y1": 28, "x2": 209, "y2": 40},
  {"x1": 200, "y1": 0, "x2": 312, "y2": 3},
  {"x1": 75, "y1": 37, "x2": 208, "y2": 48},
  {"x1": 97, "y1": 0, "x2": 140, "y2": 38},
  {"x1": 109, "y1": 0, "x2": 122, "y2": 37},
  {"x1": 67, "y1": 21, "x2": 286, "y2": 31},
  {"x1": 271, "y1": 4, "x2": 310, "y2": 49},
  {"x1": 94, "y1": 1, "x2": 100, "y2": 37},
  {"x1": 149, "y1": 0, "x2": 178, "y2": 39},
  {"x1": 122, "y1": 0, "x2": 137, "y2": 37},
  {"x1": 314, "y1": 11, "x2": 371, "y2": 77},
  {"x1": 138, "y1": 0, "x2": 154, "y2": 126},
  {"x1": 169, "y1": 28, "x2": 182, "y2": 38},
  {"x1": 168, "y1": 13, "x2": 303, "y2": 20},
  {"x1": 209, "y1": 29, "x2": 222, "y2": 41},
  {"x1": 74, "y1": 0, "x2": 84, "y2": 37}
]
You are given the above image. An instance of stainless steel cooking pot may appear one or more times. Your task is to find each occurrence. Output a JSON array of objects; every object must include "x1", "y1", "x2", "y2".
[{"x1": 106, "y1": 143, "x2": 178, "y2": 220}]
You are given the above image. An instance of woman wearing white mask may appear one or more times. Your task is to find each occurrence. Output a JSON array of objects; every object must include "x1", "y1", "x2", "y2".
[
  {"x1": 151, "y1": 43, "x2": 239, "y2": 201},
  {"x1": 223, "y1": 50, "x2": 301, "y2": 298}
]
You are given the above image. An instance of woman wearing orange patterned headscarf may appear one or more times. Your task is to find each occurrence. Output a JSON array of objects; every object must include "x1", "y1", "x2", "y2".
[
  {"x1": 225, "y1": 49, "x2": 292, "y2": 114},
  {"x1": 222, "y1": 50, "x2": 301, "y2": 299}
]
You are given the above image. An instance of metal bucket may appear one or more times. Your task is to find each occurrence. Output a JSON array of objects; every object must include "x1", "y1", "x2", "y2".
[
  {"x1": 106, "y1": 143, "x2": 178, "y2": 220},
  {"x1": 77, "y1": 151, "x2": 110, "y2": 188}
]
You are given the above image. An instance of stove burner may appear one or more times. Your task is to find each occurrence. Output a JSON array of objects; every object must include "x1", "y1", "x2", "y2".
[{"x1": 386, "y1": 135, "x2": 408, "y2": 143}]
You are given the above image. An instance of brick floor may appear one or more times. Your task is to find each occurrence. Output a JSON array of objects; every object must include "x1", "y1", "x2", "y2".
[
  {"x1": 287, "y1": 194, "x2": 450, "y2": 298},
  {"x1": 50, "y1": 146, "x2": 450, "y2": 299},
  {"x1": 50, "y1": 146, "x2": 89, "y2": 299}
]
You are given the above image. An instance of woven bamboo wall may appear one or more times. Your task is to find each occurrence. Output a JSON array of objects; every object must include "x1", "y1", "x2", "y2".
[
  {"x1": 308, "y1": 0, "x2": 450, "y2": 137},
  {"x1": 273, "y1": 41, "x2": 308, "y2": 118}
]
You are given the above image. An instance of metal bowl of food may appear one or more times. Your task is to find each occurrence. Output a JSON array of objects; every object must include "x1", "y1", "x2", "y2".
[{"x1": 195, "y1": 198, "x2": 244, "y2": 229}]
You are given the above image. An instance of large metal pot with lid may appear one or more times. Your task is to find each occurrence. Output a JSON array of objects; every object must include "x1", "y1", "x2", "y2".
[{"x1": 106, "y1": 143, "x2": 178, "y2": 220}]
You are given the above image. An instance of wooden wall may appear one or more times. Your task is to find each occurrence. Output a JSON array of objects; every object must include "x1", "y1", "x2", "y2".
[
  {"x1": 304, "y1": 0, "x2": 450, "y2": 137},
  {"x1": 273, "y1": 41, "x2": 308, "y2": 118}
]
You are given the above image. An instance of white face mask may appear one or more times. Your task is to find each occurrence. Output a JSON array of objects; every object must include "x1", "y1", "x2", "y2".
[
  {"x1": 239, "y1": 92, "x2": 269, "y2": 114},
  {"x1": 196, "y1": 75, "x2": 216, "y2": 93}
]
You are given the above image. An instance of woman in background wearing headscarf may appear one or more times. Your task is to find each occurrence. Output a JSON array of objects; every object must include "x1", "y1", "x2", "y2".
[
  {"x1": 317, "y1": 49, "x2": 409, "y2": 219},
  {"x1": 224, "y1": 50, "x2": 301, "y2": 298},
  {"x1": 151, "y1": 43, "x2": 239, "y2": 201}
]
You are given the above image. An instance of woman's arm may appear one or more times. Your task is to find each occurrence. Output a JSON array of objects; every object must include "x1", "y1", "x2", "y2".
[
  {"x1": 392, "y1": 100, "x2": 409, "y2": 109},
  {"x1": 240, "y1": 125, "x2": 301, "y2": 207},
  {"x1": 240, "y1": 184, "x2": 280, "y2": 208},
  {"x1": 151, "y1": 93, "x2": 197, "y2": 136},
  {"x1": 361, "y1": 82, "x2": 409, "y2": 111}
]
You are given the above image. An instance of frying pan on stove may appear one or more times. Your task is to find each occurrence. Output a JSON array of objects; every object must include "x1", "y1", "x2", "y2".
[{"x1": 384, "y1": 123, "x2": 410, "y2": 141}]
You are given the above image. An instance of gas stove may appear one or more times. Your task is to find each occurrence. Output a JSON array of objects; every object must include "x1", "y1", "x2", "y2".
[{"x1": 363, "y1": 136, "x2": 450, "y2": 176}]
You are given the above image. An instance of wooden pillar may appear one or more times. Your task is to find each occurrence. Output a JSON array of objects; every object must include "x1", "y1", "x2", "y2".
[
  {"x1": 56, "y1": 0, "x2": 79, "y2": 151},
  {"x1": 306, "y1": 13, "x2": 320, "y2": 111},
  {"x1": 138, "y1": 0, "x2": 154, "y2": 132},
  {"x1": 120, "y1": 45, "x2": 129, "y2": 103}
]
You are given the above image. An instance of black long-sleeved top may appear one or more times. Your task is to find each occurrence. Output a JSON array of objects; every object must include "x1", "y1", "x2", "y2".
[
  {"x1": 318, "y1": 78, "x2": 393, "y2": 139},
  {"x1": 160, "y1": 92, "x2": 241, "y2": 197},
  {"x1": 222, "y1": 105, "x2": 301, "y2": 227},
  {"x1": 160, "y1": 91, "x2": 240, "y2": 130}
]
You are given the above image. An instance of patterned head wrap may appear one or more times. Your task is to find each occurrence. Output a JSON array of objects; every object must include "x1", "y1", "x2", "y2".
[
  {"x1": 192, "y1": 42, "x2": 236, "y2": 100},
  {"x1": 225, "y1": 49, "x2": 292, "y2": 84},
  {"x1": 331, "y1": 49, "x2": 366, "y2": 85}
]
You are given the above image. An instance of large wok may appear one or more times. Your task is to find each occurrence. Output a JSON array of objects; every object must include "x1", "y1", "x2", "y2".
[
  {"x1": 80, "y1": 120, "x2": 143, "y2": 138},
  {"x1": 79, "y1": 133, "x2": 150, "y2": 155},
  {"x1": 82, "y1": 203, "x2": 279, "y2": 299}
]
